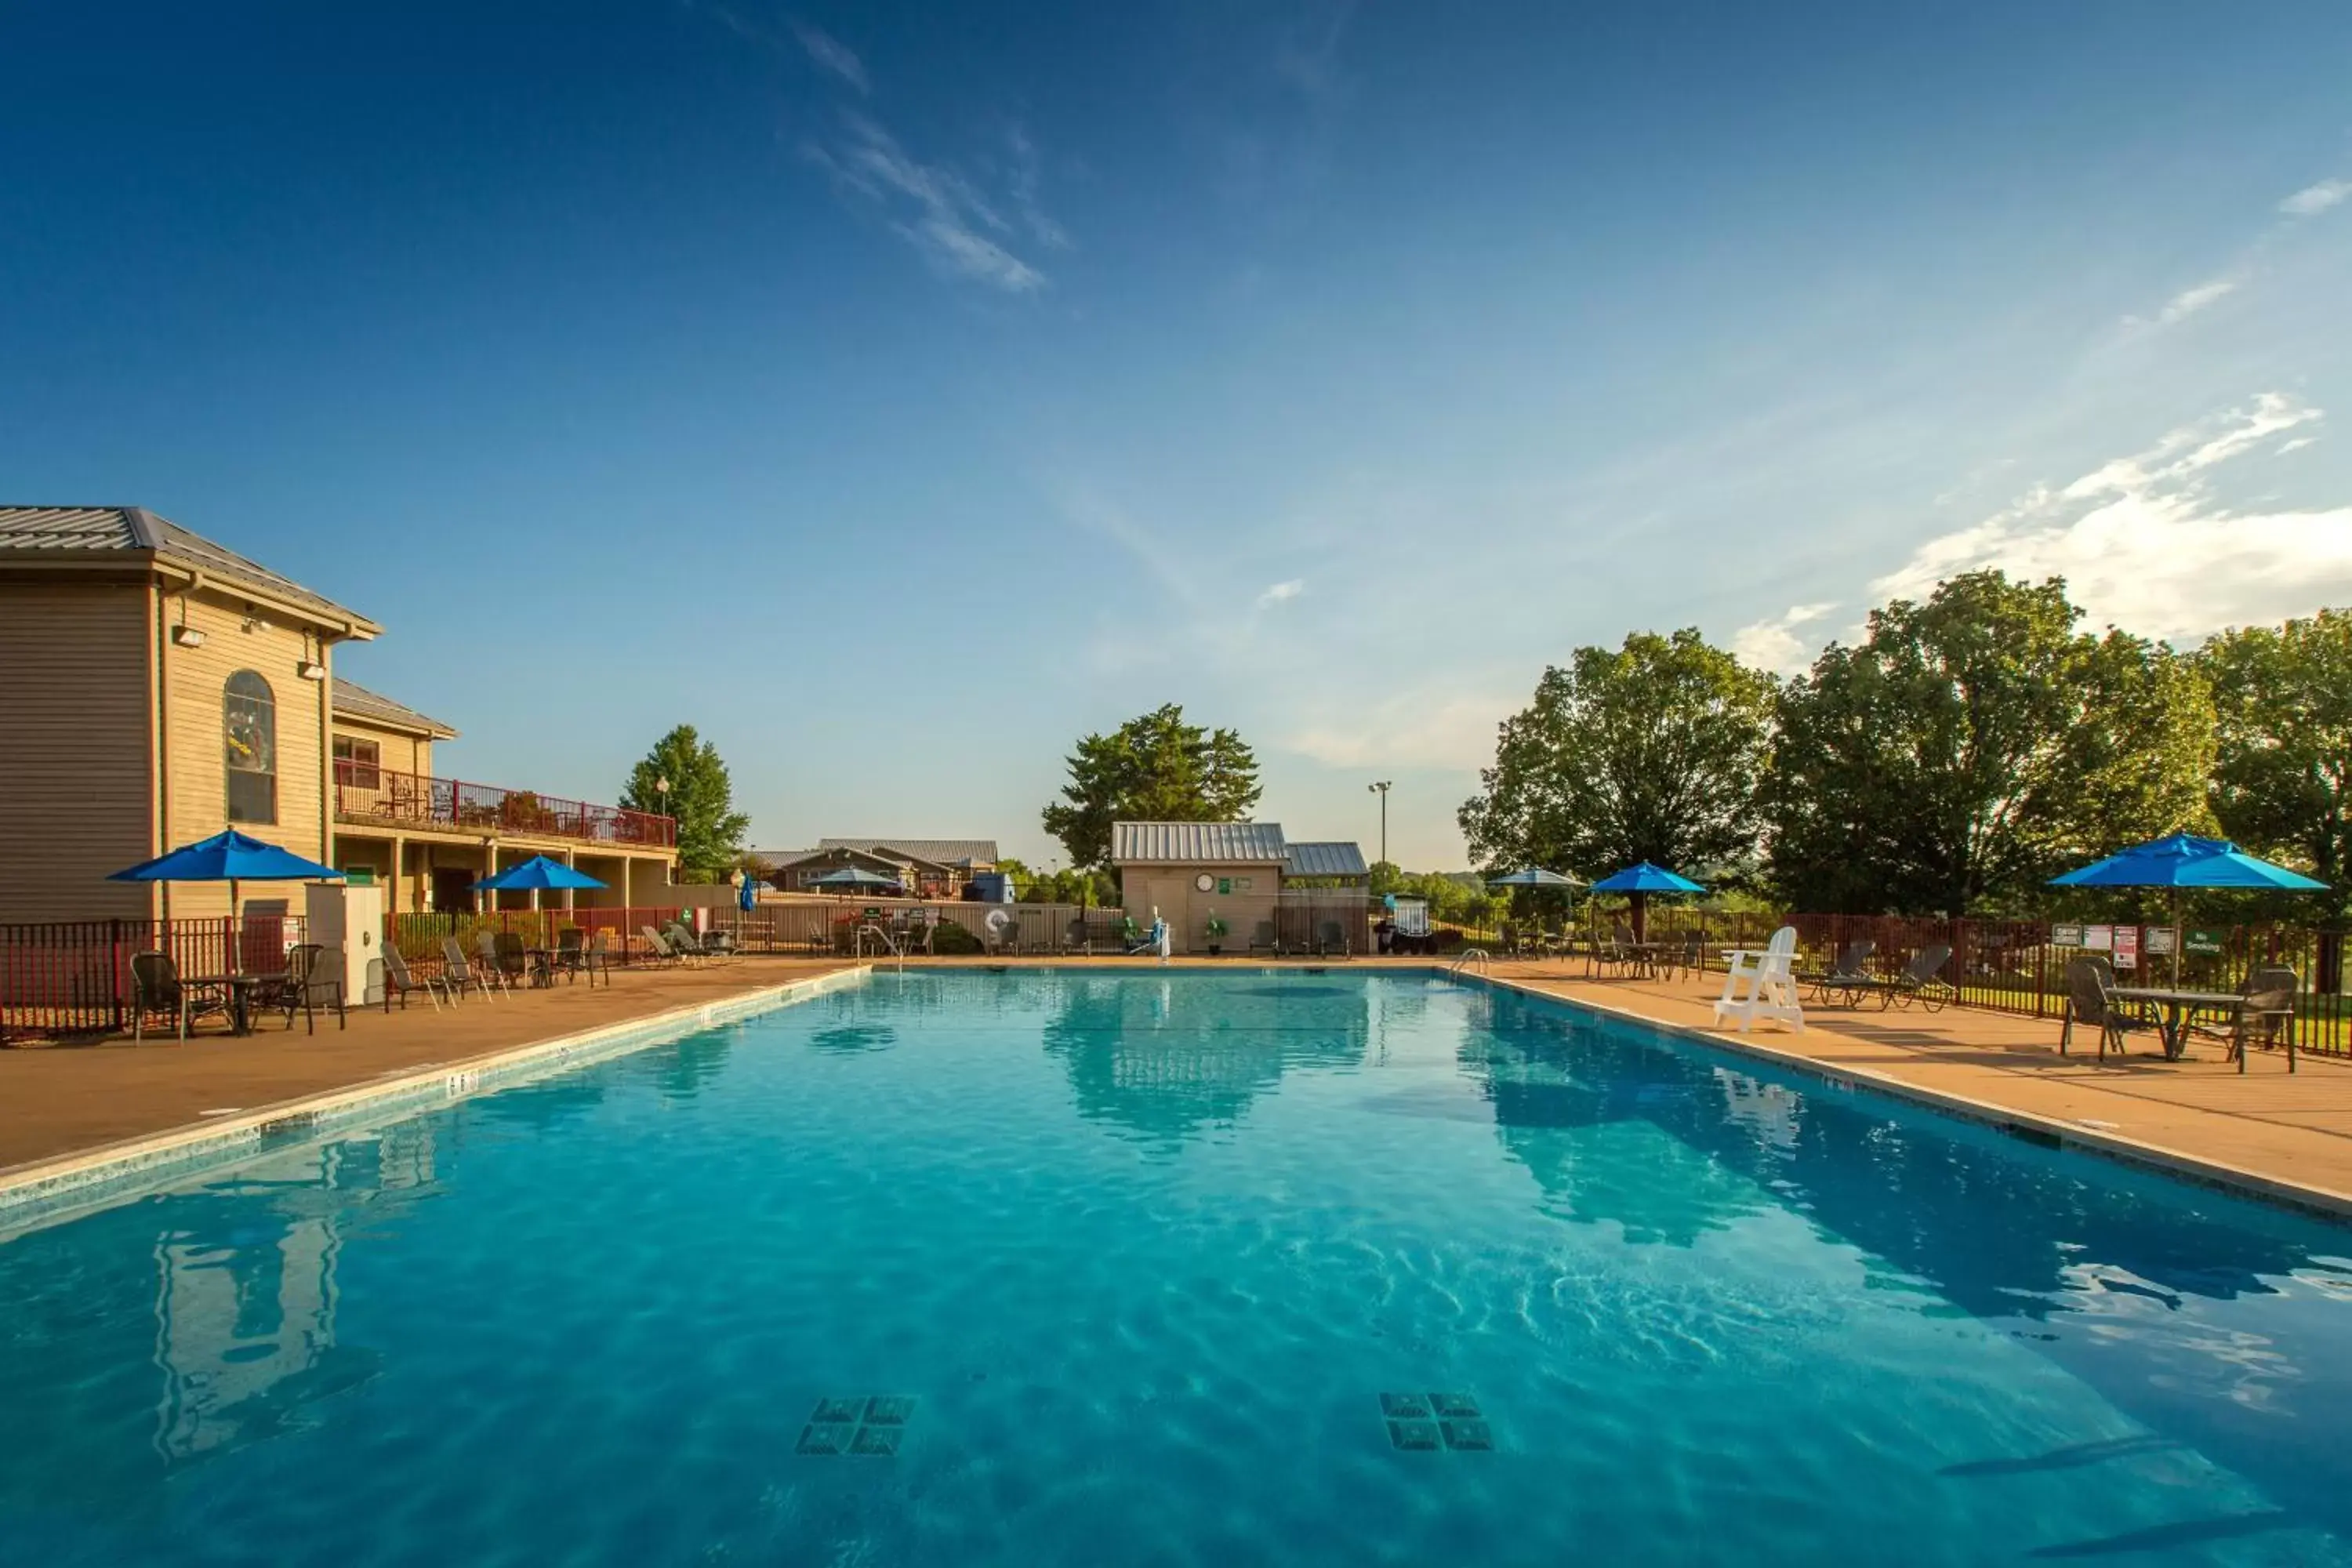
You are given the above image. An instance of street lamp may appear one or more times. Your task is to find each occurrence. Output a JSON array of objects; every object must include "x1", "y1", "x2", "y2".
[{"x1": 1367, "y1": 780, "x2": 1392, "y2": 869}]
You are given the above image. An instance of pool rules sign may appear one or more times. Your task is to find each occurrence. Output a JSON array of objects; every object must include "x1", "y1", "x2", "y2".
[{"x1": 2112, "y1": 926, "x2": 2140, "y2": 971}]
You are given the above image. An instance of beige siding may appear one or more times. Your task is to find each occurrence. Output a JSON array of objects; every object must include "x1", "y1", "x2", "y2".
[
  {"x1": 330, "y1": 714, "x2": 431, "y2": 779},
  {"x1": 0, "y1": 579, "x2": 158, "y2": 923},
  {"x1": 158, "y1": 590, "x2": 329, "y2": 919}
]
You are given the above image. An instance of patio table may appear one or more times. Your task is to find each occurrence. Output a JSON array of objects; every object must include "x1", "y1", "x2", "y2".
[
  {"x1": 2107, "y1": 985, "x2": 2245, "y2": 1061},
  {"x1": 181, "y1": 971, "x2": 287, "y2": 1036},
  {"x1": 523, "y1": 948, "x2": 559, "y2": 988}
]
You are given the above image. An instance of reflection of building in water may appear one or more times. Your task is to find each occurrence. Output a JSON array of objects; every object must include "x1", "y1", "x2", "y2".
[
  {"x1": 1044, "y1": 978, "x2": 1371, "y2": 1142},
  {"x1": 151, "y1": 1121, "x2": 434, "y2": 1462},
  {"x1": 1713, "y1": 1068, "x2": 1801, "y2": 1152}
]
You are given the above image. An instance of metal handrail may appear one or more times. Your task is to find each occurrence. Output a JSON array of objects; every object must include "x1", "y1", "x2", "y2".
[
  {"x1": 855, "y1": 922, "x2": 904, "y2": 971},
  {"x1": 1448, "y1": 948, "x2": 1492, "y2": 977}
]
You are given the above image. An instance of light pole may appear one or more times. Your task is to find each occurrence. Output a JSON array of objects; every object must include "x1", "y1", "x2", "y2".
[{"x1": 1367, "y1": 780, "x2": 1392, "y2": 869}]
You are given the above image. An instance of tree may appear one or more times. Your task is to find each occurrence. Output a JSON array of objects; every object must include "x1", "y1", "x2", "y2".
[
  {"x1": 621, "y1": 724, "x2": 750, "y2": 880},
  {"x1": 1764, "y1": 572, "x2": 2213, "y2": 914},
  {"x1": 2205, "y1": 608, "x2": 2352, "y2": 922},
  {"x1": 1041, "y1": 704, "x2": 1261, "y2": 869},
  {"x1": 1459, "y1": 629, "x2": 1776, "y2": 884}
]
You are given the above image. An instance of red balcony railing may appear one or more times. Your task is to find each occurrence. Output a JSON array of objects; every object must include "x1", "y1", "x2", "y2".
[{"x1": 334, "y1": 766, "x2": 676, "y2": 849}]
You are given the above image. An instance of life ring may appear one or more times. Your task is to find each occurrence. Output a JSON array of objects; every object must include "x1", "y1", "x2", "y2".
[{"x1": 984, "y1": 908, "x2": 1013, "y2": 935}]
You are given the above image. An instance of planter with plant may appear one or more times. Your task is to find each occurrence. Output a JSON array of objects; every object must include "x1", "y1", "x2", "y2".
[{"x1": 1203, "y1": 913, "x2": 1228, "y2": 956}]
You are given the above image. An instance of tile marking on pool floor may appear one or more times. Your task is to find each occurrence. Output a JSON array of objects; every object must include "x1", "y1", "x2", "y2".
[
  {"x1": 798, "y1": 1396, "x2": 916, "y2": 1458},
  {"x1": 1381, "y1": 1392, "x2": 1490, "y2": 1452}
]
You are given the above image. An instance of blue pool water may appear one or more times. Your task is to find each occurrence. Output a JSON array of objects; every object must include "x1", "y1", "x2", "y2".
[{"x1": 4, "y1": 970, "x2": 2350, "y2": 1566}]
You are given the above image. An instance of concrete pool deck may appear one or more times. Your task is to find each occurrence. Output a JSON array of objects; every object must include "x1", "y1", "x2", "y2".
[{"x1": 4, "y1": 953, "x2": 2349, "y2": 1223}]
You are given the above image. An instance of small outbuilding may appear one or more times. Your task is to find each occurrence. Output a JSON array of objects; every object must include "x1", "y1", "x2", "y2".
[{"x1": 1111, "y1": 821, "x2": 1370, "y2": 954}]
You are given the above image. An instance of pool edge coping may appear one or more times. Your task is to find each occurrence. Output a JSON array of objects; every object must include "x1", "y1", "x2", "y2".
[
  {"x1": 0, "y1": 965, "x2": 873, "y2": 1233},
  {"x1": 1472, "y1": 972, "x2": 2352, "y2": 1224}
]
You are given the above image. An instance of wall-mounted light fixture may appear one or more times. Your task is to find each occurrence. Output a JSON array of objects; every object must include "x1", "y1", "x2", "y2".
[
  {"x1": 298, "y1": 659, "x2": 326, "y2": 681},
  {"x1": 169, "y1": 595, "x2": 206, "y2": 648}
]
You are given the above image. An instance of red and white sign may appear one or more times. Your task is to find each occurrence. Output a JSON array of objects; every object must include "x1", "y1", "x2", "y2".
[{"x1": 2113, "y1": 925, "x2": 2140, "y2": 971}]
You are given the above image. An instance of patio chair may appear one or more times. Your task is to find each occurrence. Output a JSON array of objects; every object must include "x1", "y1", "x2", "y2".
[
  {"x1": 1249, "y1": 920, "x2": 1279, "y2": 956},
  {"x1": 474, "y1": 931, "x2": 519, "y2": 993},
  {"x1": 274, "y1": 943, "x2": 347, "y2": 1035},
  {"x1": 1804, "y1": 939, "x2": 1877, "y2": 1007},
  {"x1": 1316, "y1": 920, "x2": 1348, "y2": 957},
  {"x1": 551, "y1": 927, "x2": 587, "y2": 983},
  {"x1": 640, "y1": 925, "x2": 681, "y2": 965},
  {"x1": 1853, "y1": 946, "x2": 1955, "y2": 1011},
  {"x1": 442, "y1": 935, "x2": 502, "y2": 1001},
  {"x1": 379, "y1": 945, "x2": 448, "y2": 1011},
  {"x1": 1585, "y1": 924, "x2": 1634, "y2": 978},
  {"x1": 1671, "y1": 933, "x2": 1705, "y2": 982},
  {"x1": 492, "y1": 931, "x2": 532, "y2": 988},
  {"x1": 662, "y1": 922, "x2": 712, "y2": 966},
  {"x1": 2228, "y1": 966, "x2": 2299, "y2": 1074},
  {"x1": 1712, "y1": 926, "x2": 1804, "y2": 1033},
  {"x1": 2060, "y1": 956, "x2": 2140, "y2": 1061},
  {"x1": 129, "y1": 950, "x2": 226, "y2": 1043},
  {"x1": 583, "y1": 931, "x2": 616, "y2": 988}
]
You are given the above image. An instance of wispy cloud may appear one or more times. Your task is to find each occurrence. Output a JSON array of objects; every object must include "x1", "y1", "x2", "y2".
[
  {"x1": 1004, "y1": 124, "x2": 1069, "y2": 251},
  {"x1": 1868, "y1": 394, "x2": 2352, "y2": 642},
  {"x1": 2280, "y1": 177, "x2": 2350, "y2": 218},
  {"x1": 1256, "y1": 579, "x2": 1305, "y2": 608},
  {"x1": 790, "y1": 21, "x2": 867, "y2": 93},
  {"x1": 804, "y1": 114, "x2": 1049, "y2": 292},
  {"x1": 1290, "y1": 683, "x2": 1513, "y2": 771},
  {"x1": 1730, "y1": 602, "x2": 1836, "y2": 675},
  {"x1": 2124, "y1": 275, "x2": 2238, "y2": 330}
]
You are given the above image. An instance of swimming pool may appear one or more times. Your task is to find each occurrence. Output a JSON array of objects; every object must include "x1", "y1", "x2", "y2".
[{"x1": 2, "y1": 969, "x2": 2348, "y2": 1565}]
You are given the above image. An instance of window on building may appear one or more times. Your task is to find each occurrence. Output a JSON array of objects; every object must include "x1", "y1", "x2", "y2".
[
  {"x1": 224, "y1": 671, "x2": 278, "y2": 824},
  {"x1": 332, "y1": 735, "x2": 381, "y2": 790}
]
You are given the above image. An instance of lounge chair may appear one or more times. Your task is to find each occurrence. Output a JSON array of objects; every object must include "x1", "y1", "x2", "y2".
[
  {"x1": 2060, "y1": 956, "x2": 2140, "y2": 1061},
  {"x1": 273, "y1": 942, "x2": 347, "y2": 1034},
  {"x1": 2228, "y1": 966, "x2": 2299, "y2": 1074},
  {"x1": 1064, "y1": 918, "x2": 1093, "y2": 956},
  {"x1": 1712, "y1": 926, "x2": 1804, "y2": 1033},
  {"x1": 663, "y1": 922, "x2": 713, "y2": 965},
  {"x1": 380, "y1": 945, "x2": 448, "y2": 1011},
  {"x1": 1249, "y1": 920, "x2": 1278, "y2": 956},
  {"x1": 442, "y1": 935, "x2": 502, "y2": 1000},
  {"x1": 129, "y1": 950, "x2": 226, "y2": 1042},
  {"x1": 1851, "y1": 945, "x2": 1954, "y2": 1011},
  {"x1": 641, "y1": 925, "x2": 682, "y2": 965},
  {"x1": 1316, "y1": 920, "x2": 1348, "y2": 957},
  {"x1": 1805, "y1": 939, "x2": 1878, "y2": 1006}
]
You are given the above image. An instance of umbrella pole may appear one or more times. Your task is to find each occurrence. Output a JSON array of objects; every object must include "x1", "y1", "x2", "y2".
[
  {"x1": 2172, "y1": 888, "x2": 2183, "y2": 988},
  {"x1": 229, "y1": 877, "x2": 241, "y2": 975}
]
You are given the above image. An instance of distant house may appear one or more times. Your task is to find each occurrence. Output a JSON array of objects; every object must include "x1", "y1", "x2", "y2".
[
  {"x1": 760, "y1": 837, "x2": 1000, "y2": 898},
  {"x1": 1110, "y1": 822, "x2": 1368, "y2": 953}
]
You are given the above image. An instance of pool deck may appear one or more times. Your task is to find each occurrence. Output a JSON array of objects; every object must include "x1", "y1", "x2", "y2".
[
  {"x1": 5, "y1": 953, "x2": 2350, "y2": 1221},
  {"x1": 0, "y1": 959, "x2": 858, "y2": 1178}
]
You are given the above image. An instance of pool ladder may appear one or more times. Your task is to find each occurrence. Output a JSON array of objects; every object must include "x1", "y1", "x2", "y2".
[{"x1": 1448, "y1": 949, "x2": 1492, "y2": 978}]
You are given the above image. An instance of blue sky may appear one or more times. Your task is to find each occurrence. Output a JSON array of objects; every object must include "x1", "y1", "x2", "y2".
[{"x1": 5, "y1": 1, "x2": 2350, "y2": 869}]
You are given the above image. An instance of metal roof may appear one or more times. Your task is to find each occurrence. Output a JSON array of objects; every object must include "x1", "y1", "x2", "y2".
[
  {"x1": 1112, "y1": 821, "x2": 1290, "y2": 864},
  {"x1": 817, "y1": 837, "x2": 1000, "y2": 868},
  {"x1": 331, "y1": 677, "x2": 459, "y2": 739},
  {"x1": 0, "y1": 506, "x2": 377, "y2": 631},
  {"x1": 1284, "y1": 840, "x2": 1369, "y2": 878}
]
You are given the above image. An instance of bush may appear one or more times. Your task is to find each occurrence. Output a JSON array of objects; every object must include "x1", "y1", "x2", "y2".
[{"x1": 930, "y1": 921, "x2": 984, "y2": 956}]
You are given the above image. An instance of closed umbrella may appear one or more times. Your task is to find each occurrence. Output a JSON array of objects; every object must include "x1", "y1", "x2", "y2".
[
  {"x1": 2050, "y1": 833, "x2": 2327, "y2": 984},
  {"x1": 108, "y1": 829, "x2": 345, "y2": 971},
  {"x1": 739, "y1": 872, "x2": 761, "y2": 913},
  {"x1": 1588, "y1": 862, "x2": 1708, "y2": 943}
]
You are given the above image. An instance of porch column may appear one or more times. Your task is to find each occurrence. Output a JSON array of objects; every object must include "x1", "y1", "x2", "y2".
[
  {"x1": 392, "y1": 833, "x2": 408, "y2": 914},
  {"x1": 564, "y1": 848, "x2": 576, "y2": 913}
]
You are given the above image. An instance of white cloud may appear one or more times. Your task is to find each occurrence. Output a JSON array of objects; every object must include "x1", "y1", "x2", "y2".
[
  {"x1": 1730, "y1": 602, "x2": 1836, "y2": 675},
  {"x1": 2125, "y1": 275, "x2": 2238, "y2": 330},
  {"x1": 2276, "y1": 437, "x2": 2318, "y2": 456},
  {"x1": 791, "y1": 22, "x2": 868, "y2": 93},
  {"x1": 803, "y1": 115, "x2": 1048, "y2": 292},
  {"x1": 1290, "y1": 684, "x2": 1512, "y2": 771},
  {"x1": 1871, "y1": 394, "x2": 2352, "y2": 642},
  {"x1": 1256, "y1": 579, "x2": 1305, "y2": 608},
  {"x1": 2280, "y1": 177, "x2": 2351, "y2": 218},
  {"x1": 1004, "y1": 124, "x2": 1069, "y2": 251}
]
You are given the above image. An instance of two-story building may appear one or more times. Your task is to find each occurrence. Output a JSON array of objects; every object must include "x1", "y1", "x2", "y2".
[{"x1": 0, "y1": 506, "x2": 678, "y2": 924}]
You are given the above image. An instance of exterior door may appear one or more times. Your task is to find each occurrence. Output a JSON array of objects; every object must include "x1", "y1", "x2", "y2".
[{"x1": 430, "y1": 867, "x2": 478, "y2": 913}]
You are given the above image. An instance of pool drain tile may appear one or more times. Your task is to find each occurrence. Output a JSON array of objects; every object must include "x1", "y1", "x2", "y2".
[
  {"x1": 1381, "y1": 1392, "x2": 1490, "y2": 1452},
  {"x1": 800, "y1": 1395, "x2": 916, "y2": 1459}
]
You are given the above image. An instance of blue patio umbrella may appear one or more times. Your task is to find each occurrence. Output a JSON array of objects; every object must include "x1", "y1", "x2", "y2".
[
  {"x1": 109, "y1": 829, "x2": 345, "y2": 967},
  {"x1": 1589, "y1": 862, "x2": 1708, "y2": 942},
  {"x1": 2051, "y1": 833, "x2": 2326, "y2": 982},
  {"x1": 473, "y1": 855, "x2": 608, "y2": 892},
  {"x1": 809, "y1": 866, "x2": 902, "y2": 891}
]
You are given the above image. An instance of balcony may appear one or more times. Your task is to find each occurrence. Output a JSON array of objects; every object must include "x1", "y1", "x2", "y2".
[{"x1": 334, "y1": 767, "x2": 676, "y2": 850}]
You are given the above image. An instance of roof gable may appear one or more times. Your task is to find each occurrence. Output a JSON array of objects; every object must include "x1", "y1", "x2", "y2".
[
  {"x1": 331, "y1": 677, "x2": 459, "y2": 739},
  {"x1": 0, "y1": 506, "x2": 377, "y2": 633},
  {"x1": 1112, "y1": 821, "x2": 1289, "y2": 863}
]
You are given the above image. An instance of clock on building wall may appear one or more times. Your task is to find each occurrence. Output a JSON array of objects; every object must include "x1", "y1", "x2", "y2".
[{"x1": 1194, "y1": 873, "x2": 1216, "y2": 892}]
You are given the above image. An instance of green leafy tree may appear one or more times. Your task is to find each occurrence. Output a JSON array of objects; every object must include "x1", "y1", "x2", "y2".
[
  {"x1": 1765, "y1": 572, "x2": 2213, "y2": 914},
  {"x1": 2204, "y1": 608, "x2": 2352, "y2": 921},
  {"x1": 621, "y1": 724, "x2": 751, "y2": 880},
  {"x1": 1042, "y1": 704, "x2": 1262, "y2": 869},
  {"x1": 1459, "y1": 629, "x2": 1776, "y2": 884}
]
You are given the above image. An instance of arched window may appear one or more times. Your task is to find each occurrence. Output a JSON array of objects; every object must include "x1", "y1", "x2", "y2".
[{"x1": 223, "y1": 670, "x2": 278, "y2": 824}]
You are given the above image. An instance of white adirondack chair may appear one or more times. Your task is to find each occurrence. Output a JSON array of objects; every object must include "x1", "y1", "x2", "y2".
[{"x1": 1713, "y1": 925, "x2": 1806, "y2": 1033}]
